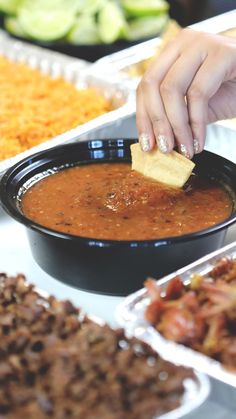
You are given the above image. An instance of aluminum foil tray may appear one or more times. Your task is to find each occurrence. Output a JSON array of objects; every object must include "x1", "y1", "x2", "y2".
[
  {"x1": 92, "y1": 10, "x2": 236, "y2": 136},
  {"x1": 116, "y1": 241, "x2": 236, "y2": 408},
  {"x1": 34, "y1": 291, "x2": 209, "y2": 419},
  {"x1": 92, "y1": 37, "x2": 161, "y2": 88},
  {"x1": 0, "y1": 35, "x2": 135, "y2": 175},
  {"x1": 152, "y1": 372, "x2": 209, "y2": 419},
  {"x1": 93, "y1": 9, "x2": 236, "y2": 88},
  {"x1": 0, "y1": 275, "x2": 210, "y2": 419},
  {"x1": 216, "y1": 119, "x2": 236, "y2": 132}
]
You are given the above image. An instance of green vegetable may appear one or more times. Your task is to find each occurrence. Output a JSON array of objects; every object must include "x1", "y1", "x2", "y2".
[
  {"x1": 121, "y1": 0, "x2": 169, "y2": 17},
  {"x1": 20, "y1": 0, "x2": 78, "y2": 12},
  {"x1": 1, "y1": 0, "x2": 170, "y2": 45},
  {"x1": 67, "y1": 15, "x2": 101, "y2": 44},
  {"x1": 18, "y1": 8, "x2": 76, "y2": 41},
  {"x1": 98, "y1": 2, "x2": 128, "y2": 43},
  {"x1": 126, "y1": 14, "x2": 168, "y2": 40},
  {"x1": 4, "y1": 15, "x2": 26, "y2": 37},
  {"x1": 0, "y1": 0, "x2": 22, "y2": 15},
  {"x1": 76, "y1": 0, "x2": 107, "y2": 15}
]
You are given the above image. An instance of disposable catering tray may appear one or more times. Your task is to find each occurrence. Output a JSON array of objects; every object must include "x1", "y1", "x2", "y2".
[
  {"x1": 0, "y1": 34, "x2": 135, "y2": 175},
  {"x1": 92, "y1": 36, "x2": 161, "y2": 88},
  {"x1": 116, "y1": 241, "x2": 236, "y2": 410},
  {"x1": 33, "y1": 291, "x2": 210, "y2": 419},
  {"x1": 0, "y1": 273, "x2": 209, "y2": 419},
  {"x1": 215, "y1": 119, "x2": 236, "y2": 132},
  {"x1": 92, "y1": 9, "x2": 236, "y2": 88}
]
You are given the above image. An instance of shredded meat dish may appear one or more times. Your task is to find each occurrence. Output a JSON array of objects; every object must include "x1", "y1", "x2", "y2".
[
  {"x1": 0, "y1": 273, "x2": 194, "y2": 418},
  {"x1": 145, "y1": 257, "x2": 236, "y2": 370}
]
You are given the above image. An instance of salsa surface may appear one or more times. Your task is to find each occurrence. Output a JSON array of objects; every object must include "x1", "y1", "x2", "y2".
[{"x1": 21, "y1": 162, "x2": 232, "y2": 241}]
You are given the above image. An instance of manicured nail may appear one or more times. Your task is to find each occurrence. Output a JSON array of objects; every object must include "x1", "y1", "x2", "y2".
[
  {"x1": 157, "y1": 134, "x2": 168, "y2": 153},
  {"x1": 139, "y1": 133, "x2": 150, "y2": 152},
  {"x1": 193, "y1": 139, "x2": 200, "y2": 154},
  {"x1": 180, "y1": 143, "x2": 190, "y2": 159}
]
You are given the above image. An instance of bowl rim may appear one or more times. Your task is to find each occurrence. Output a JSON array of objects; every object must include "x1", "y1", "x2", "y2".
[{"x1": 1, "y1": 138, "x2": 236, "y2": 248}]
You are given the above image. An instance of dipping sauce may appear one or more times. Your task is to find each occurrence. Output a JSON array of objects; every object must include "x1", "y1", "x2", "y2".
[{"x1": 21, "y1": 163, "x2": 232, "y2": 241}]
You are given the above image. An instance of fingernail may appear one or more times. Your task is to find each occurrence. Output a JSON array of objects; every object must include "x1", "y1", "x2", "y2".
[
  {"x1": 193, "y1": 139, "x2": 200, "y2": 154},
  {"x1": 157, "y1": 134, "x2": 168, "y2": 153},
  {"x1": 180, "y1": 143, "x2": 190, "y2": 159},
  {"x1": 139, "y1": 133, "x2": 150, "y2": 152}
]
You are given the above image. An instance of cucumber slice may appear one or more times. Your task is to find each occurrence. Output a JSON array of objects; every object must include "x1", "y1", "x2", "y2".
[
  {"x1": 18, "y1": 7, "x2": 76, "y2": 41},
  {"x1": 77, "y1": 0, "x2": 107, "y2": 15},
  {"x1": 121, "y1": 0, "x2": 169, "y2": 17},
  {"x1": 67, "y1": 15, "x2": 100, "y2": 45},
  {"x1": 20, "y1": 0, "x2": 81, "y2": 16},
  {"x1": 4, "y1": 15, "x2": 27, "y2": 37},
  {"x1": 126, "y1": 14, "x2": 168, "y2": 41},
  {"x1": 98, "y1": 2, "x2": 127, "y2": 44},
  {"x1": 0, "y1": 0, "x2": 22, "y2": 15},
  {"x1": 20, "y1": 0, "x2": 77, "y2": 10}
]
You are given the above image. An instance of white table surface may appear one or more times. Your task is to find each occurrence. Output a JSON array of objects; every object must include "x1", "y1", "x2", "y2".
[{"x1": 0, "y1": 119, "x2": 236, "y2": 418}]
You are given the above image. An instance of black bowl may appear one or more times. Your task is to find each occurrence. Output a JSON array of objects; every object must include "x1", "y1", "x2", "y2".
[{"x1": 1, "y1": 138, "x2": 236, "y2": 296}]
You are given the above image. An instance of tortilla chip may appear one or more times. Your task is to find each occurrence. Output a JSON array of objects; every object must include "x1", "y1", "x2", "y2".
[{"x1": 131, "y1": 143, "x2": 195, "y2": 188}]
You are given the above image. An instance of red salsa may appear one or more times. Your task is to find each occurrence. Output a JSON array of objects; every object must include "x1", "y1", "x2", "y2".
[{"x1": 21, "y1": 163, "x2": 232, "y2": 241}]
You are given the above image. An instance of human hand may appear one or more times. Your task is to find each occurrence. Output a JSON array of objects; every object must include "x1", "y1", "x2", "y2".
[{"x1": 136, "y1": 28, "x2": 236, "y2": 158}]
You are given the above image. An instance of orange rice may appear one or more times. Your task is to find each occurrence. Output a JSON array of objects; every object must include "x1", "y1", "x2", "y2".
[{"x1": 0, "y1": 55, "x2": 112, "y2": 160}]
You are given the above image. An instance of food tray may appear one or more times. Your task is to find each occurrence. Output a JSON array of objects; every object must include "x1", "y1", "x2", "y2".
[
  {"x1": 152, "y1": 372, "x2": 209, "y2": 419},
  {"x1": 35, "y1": 290, "x2": 209, "y2": 419},
  {"x1": 205, "y1": 123, "x2": 236, "y2": 164},
  {"x1": 0, "y1": 273, "x2": 209, "y2": 419},
  {"x1": 216, "y1": 119, "x2": 236, "y2": 132},
  {"x1": 0, "y1": 34, "x2": 135, "y2": 175},
  {"x1": 92, "y1": 36, "x2": 162, "y2": 87},
  {"x1": 93, "y1": 9, "x2": 236, "y2": 87},
  {"x1": 116, "y1": 241, "x2": 236, "y2": 409}
]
